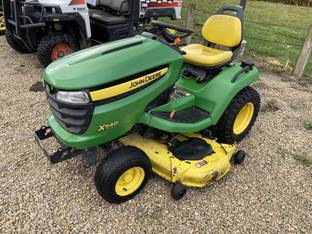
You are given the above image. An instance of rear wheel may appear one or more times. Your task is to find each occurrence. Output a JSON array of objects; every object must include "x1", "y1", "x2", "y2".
[
  {"x1": 5, "y1": 31, "x2": 30, "y2": 53},
  {"x1": 95, "y1": 146, "x2": 151, "y2": 204},
  {"x1": 37, "y1": 33, "x2": 79, "y2": 67},
  {"x1": 216, "y1": 87, "x2": 260, "y2": 144}
]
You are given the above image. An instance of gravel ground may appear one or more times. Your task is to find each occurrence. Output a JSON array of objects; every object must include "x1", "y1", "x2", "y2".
[{"x1": 0, "y1": 36, "x2": 311, "y2": 233}]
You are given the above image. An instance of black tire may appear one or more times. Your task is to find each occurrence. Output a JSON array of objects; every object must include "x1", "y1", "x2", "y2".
[
  {"x1": 95, "y1": 146, "x2": 152, "y2": 204},
  {"x1": 37, "y1": 33, "x2": 79, "y2": 67},
  {"x1": 216, "y1": 87, "x2": 261, "y2": 144},
  {"x1": 5, "y1": 31, "x2": 30, "y2": 53},
  {"x1": 171, "y1": 183, "x2": 187, "y2": 200},
  {"x1": 233, "y1": 150, "x2": 246, "y2": 165}
]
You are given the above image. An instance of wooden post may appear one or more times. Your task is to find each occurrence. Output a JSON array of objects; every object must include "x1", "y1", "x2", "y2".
[
  {"x1": 239, "y1": 40, "x2": 247, "y2": 56},
  {"x1": 293, "y1": 24, "x2": 312, "y2": 78},
  {"x1": 186, "y1": 3, "x2": 195, "y2": 44}
]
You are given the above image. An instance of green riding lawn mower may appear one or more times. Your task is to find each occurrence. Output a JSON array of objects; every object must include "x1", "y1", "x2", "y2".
[{"x1": 35, "y1": 5, "x2": 261, "y2": 203}]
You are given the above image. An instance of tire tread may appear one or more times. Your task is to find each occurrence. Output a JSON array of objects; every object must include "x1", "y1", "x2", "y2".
[
  {"x1": 216, "y1": 87, "x2": 261, "y2": 144},
  {"x1": 95, "y1": 146, "x2": 151, "y2": 204},
  {"x1": 37, "y1": 33, "x2": 79, "y2": 67},
  {"x1": 5, "y1": 31, "x2": 30, "y2": 53}
]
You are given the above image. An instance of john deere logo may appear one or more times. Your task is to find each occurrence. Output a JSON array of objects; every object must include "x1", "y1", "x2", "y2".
[
  {"x1": 90, "y1": 67, "x2": 169, "y2": 102},
  {"x1": 129, "y1": 71, "x2": 162, "y2": 89}
]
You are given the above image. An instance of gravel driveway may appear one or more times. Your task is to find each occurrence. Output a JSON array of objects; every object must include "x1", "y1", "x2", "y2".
[{"x1": 0, "y1": 36, "x2": 311, "y2": 233}]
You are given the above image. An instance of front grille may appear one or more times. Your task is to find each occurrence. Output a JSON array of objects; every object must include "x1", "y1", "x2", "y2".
[{"x1": 47, "y1": 94, "x2": 94, "y2": 135}]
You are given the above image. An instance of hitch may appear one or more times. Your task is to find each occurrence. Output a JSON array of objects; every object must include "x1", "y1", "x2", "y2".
[
  {"x1": 35, "y1": 126, "x2": 82, "y2": 164},
  {"x1": 34, "y1": 126, "x2": 97, "y2": 167}
]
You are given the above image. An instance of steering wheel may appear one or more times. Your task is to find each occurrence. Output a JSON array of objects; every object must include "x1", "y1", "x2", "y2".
[{"x1": 151, "y1": 20, "x2": 194, "y2": 44}]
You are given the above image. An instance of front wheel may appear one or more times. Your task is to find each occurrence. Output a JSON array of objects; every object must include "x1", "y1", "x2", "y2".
[
  {"x1": 216, "y1": 87, "x2": 261, "y2": 144},
  {"x1": 5, "y1": 31, "x2": 30, "y2": 53},
  {"x1": 95, "y1": 146, "x2": 152, "y2": 204},
  {"x1": 37, "y1": 34, "x2": 79, "y2": 67}
]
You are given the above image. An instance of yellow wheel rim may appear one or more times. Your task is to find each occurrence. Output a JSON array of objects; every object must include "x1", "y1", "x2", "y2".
[
  {"x1": 115, "y1": 167, "x2": 145, "y2": 196},
  {"x1": 0, "y1": 14, "x2": 5, "y2": 33},
  {"x1": 233, "y1": 102, "x2": 255, "y2": 135}
]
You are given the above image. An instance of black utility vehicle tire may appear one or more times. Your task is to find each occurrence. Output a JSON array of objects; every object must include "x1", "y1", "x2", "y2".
[
  {"x1": 216, "y1": 87, "x2": 261, "y2": 144},
  {"x1": 5, "y1": 31, "x2": 30, "y2": 53},
  {"x1": 95, "y1": 146, "x2": 152, "y2": 204},
  {"x1": 37, "y1": 34, "x2": 79, "y2": 67}
]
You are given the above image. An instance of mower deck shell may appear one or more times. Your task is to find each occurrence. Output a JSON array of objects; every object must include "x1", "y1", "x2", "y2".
[{"x1": 119, "y1": 133, "x2": 236, "y2": 188}]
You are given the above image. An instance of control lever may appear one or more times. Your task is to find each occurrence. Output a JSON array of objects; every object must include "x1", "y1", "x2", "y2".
[{"x1": 231, "y1": 61, "x2": 255, "y2": 83}]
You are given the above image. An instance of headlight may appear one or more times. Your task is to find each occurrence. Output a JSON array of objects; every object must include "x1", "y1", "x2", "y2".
[{"x1": 56, "y1": 91, "x2": 90, "y2": 104}]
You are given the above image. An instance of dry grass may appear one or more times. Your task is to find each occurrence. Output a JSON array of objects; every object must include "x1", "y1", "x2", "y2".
[{"x1": 0, "y1": 37, "x2": 311, "y2": 233}]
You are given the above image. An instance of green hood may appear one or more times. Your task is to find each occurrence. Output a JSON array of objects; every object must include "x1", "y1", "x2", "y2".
[{"x1": 44, "y1": 36, "x2": 182, "y2": 90}]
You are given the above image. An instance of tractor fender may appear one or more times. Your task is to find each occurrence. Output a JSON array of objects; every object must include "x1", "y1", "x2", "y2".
[
  {"x1": 176, "y1": 64, "x2": 260, "y2": 126},
  {"x1": 44, "y1": 13, "x2": 90, "y2": 48}
]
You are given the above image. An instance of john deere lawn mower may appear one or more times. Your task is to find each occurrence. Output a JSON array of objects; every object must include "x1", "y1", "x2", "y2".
[{"x1": 35, "y1": 5, "x2": 261, "y2": 203}]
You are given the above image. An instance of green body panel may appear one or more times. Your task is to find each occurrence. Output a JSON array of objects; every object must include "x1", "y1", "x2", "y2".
[
  {"x1": 144, "y1": 64, "x2": 260, "y2": 133},
  {"x1": 46, "y1": 36, "x2": 183, "y2": 149},
  {"x1": 45, "y1": 36, "x2": 259, "y2": 149},
  {"x1": 44, "y1": 36, "x2": 182, "y2": 90},
  {"x1": 178, "y1": 65, "x2": 259, "y2": 126}
]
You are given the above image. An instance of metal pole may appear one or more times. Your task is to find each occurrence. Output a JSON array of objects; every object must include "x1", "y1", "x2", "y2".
[{"x1": 240, "y1": 0, "x2": 247, "y2": 10}]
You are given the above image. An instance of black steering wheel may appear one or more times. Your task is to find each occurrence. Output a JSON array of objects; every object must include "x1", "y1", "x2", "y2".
[{"x1": 151, "y1": 20, "x2": 194, "y2": 43}]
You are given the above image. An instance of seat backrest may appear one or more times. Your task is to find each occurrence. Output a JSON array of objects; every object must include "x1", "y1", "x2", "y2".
[
  {"x1": 96, "y1": 0, "x2": 128, "y2": 12},
  {"x1": 202, "y1": 6, "x2": 243, "y2": 48},
  {"x1": 111, "y1": 0, "x2": 128, "y2": 12}
]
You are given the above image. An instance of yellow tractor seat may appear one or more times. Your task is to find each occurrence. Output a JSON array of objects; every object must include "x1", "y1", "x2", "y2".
[
  {"x1": 181, "y1": 6, "x2": 243, "y2": 68},
  {"x1": 182, "y1": 44, "x2": 233, "y2": 67}
]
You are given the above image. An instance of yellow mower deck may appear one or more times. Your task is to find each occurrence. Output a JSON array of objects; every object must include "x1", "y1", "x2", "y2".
[{"x1": 120, "y1": 133, "x2": 236, "y2": 188}]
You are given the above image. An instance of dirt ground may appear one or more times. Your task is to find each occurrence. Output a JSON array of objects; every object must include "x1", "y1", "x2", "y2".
[{"x1": 0, "y1": 36, "x2": 311, "y2": 233}]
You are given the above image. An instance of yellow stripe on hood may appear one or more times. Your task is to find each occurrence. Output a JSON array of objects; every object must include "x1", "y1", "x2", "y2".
[{"x1": 90, "y1": 67, "x2": 169, "y2": 101}]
